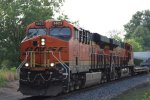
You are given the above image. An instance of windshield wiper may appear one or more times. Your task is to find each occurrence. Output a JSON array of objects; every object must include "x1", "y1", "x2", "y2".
[
  {"x1": 35, "y1": 29, "x2": 39, "y2": 35},
  {"x1": 58, "y1": 27, "x2": 63, "y2": 32}
]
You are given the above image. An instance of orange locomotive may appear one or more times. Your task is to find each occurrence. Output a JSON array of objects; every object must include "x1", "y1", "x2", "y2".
[{"x1": 18, "y1": 20, "x2": 134, "y2": 96}]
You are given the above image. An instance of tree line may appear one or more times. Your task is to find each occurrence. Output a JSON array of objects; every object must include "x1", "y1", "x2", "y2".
[
  {"x1": 110, "y1": 10, "x2": 150, "y2": 52},
  {"x1": 124, "y1": 10, "x2": 150, "y2": 51}
]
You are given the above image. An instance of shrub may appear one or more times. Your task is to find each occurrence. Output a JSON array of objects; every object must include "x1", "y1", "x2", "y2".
[{"x1": 0, "y1": 68, "x2": 17, "y2": 87}]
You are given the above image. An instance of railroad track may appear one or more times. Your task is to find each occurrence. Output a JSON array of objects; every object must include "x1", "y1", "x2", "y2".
[{"x1": 15, "y1": 73, "x2": 150, "y2": 100}]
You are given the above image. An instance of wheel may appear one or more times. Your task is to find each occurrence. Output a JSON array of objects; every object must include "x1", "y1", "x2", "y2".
[
  {"x1": 111, "y1": 69, "x2": 118, "y2": 80},
  {"x1": 75, "y1": 85, "x2": 80, "y2": 90},
  {"x1": 70, "y1": 82, "x2": 75, "y2": 91},
  {"x1": 63, "y1": 86, "x2": 69, "y2": 94},
  {"x1": 70, "y1": 86, "x2": 74, "y2": 91},
  {"x1": 114, "y1": 70, "x2": 118, "y2": 80},
  {"x1": 117, "y1": 70, "x2": 121, "y2": 79}
]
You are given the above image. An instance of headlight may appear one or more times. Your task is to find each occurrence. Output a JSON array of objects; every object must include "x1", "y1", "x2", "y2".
[
  {"x1": 25, "y1": 63, "x2": 29, "y2": 67},
  {"x1": 41, "y1": 38, "x2": 45, "y2": 42},
  {"x1": 50, "y1": 63, "x2": 55, "y2": 67},
  {"x1": 41, "y1": 41, "x2": 45, "y2": 45},
  {"x1": 41, "y1": 38, "x2": 45, "y2": 46}
]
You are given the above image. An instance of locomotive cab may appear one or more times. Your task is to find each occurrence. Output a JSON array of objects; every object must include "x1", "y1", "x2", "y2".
[
  {"x1": 18, "y1": 20, "x2": 74, "y2": 96},
  {"x1": 21, "y1": 20, "x2": 73, "y2": 68}
]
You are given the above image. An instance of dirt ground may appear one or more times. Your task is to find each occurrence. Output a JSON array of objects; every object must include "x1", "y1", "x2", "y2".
[
  {"x1": 0, "y1": 81, "x2": 58, "y2": 100},
  {"x1": 0, "y1": 80, "x2": 28, "y2": 100}
]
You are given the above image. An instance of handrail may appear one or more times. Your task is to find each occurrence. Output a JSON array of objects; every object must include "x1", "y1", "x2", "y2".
[
  {"x1": 58, "y1": 51, "x2": 70, "y2": 82},
  {"x1": 18, "y1": 50, "x2": 70, "y2": 84},
  {"x1": 49, "y1": 51, "x2": 70, "y2": 81},
  {"x1": 16, "y1": 52, "x2": 29, "y2": 79}
]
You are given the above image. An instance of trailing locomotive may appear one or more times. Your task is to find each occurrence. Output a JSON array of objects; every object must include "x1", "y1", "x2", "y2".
[{"x1": 18, "y1": 20, "x2": 134, "y2": 96}]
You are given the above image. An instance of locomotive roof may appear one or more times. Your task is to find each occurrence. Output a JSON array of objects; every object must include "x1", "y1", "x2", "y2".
[{"x1": 27, "y1": 19, "x2": 131, "y2": 48}]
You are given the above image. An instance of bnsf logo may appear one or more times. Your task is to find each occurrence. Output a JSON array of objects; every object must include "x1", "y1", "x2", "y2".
[{"x1": 25, "y1": 47, "x2": 67, "y2": 52}]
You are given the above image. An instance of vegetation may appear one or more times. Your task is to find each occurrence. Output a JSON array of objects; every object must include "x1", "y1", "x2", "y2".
[
  {"x1": 125, "y1": 39, "x2": 143, "y2": 52},
  {"x1": 0, "y1": 0, "x2": 65, "y2": 68},
  {"x1": 0, "y1": 67, "x2": 16, "y2": 87},
  {"x1": 124, "y1": 10, "x2": 150, "y2": 51},
  {"x1": 108, "y1": 30, "x2": 123, "y2": 42},
  {"x1": 109, "y1": 10, "x2": 150, "y2": 52}
]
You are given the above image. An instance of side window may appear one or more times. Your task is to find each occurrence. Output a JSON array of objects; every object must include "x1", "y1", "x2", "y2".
[
  {"x1": 79, "y1": 29, "x2": 91, "y2": 44},
  {"x1": 79, "y1": 31, "x2": 82, "y2": 42},
  {"x1": 82, "y1": 30, "x2": 85, "y2": 43},
  {"x1": 85, "y1": 31, "x2": 87, "y2": 44},
  {"x1": 88, "y1": 32, "x2": 91, "y2": 45},
  {"x1": 86, "y1": 31, "x2": 88, "y2": 44},
  {"x1": 74, "y1": 28, "x2": 79, "y2": 40},
  {"x1": 76, "y1": 30, "x2": 79, "y2": 40},
  {"x1": 74, "y1": 28, "x2": 76, "y2": 39}
]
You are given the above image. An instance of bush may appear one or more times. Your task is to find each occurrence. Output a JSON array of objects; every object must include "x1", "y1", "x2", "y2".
[
  {"x1": 0, "y1": 76, "x2": 6, "y2": 87},
  {"x1": 0, "y1": 68, "x2": 17, "y2": 87}
]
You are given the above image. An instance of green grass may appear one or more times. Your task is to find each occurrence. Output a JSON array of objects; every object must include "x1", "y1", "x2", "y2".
[
  {"x1": 113, "y1": 83, "x2": 150, "y2": 100},
  {"x1": 0, "y1": 67, "x2": 17, "y2": 87},
  {"x1": 0, "y1": 77, "x2": 6, "y2": 87}
]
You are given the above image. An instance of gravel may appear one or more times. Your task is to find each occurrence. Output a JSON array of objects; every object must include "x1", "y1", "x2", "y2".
[{"x1": 61, "y1": 74, "x2": 150, "y2": 100}]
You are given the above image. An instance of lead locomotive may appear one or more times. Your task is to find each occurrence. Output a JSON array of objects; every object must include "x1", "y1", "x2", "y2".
[{"x1": 18, "y1": 20, "x2": 134, "y2": 96}]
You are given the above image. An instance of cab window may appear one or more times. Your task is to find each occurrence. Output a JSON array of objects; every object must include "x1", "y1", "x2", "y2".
[
  {"x1": 26, "y1": 28, "x2": 46, "y2": 39},
  {"x1": 49, "y1": 27, "x2": 71, "y2": 41}
]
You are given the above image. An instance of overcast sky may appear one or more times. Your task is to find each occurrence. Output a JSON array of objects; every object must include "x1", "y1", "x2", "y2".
[{"x1": 61, "y1": 0, "x2": 150, "y2": 37}]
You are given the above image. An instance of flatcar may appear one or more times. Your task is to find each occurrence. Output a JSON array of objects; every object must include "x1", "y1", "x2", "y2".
[{"x1": 17, "y1": 20, "x2": 135, "y2": 96}]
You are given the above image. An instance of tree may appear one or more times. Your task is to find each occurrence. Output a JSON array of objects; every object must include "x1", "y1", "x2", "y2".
[
  {"x1": 57, "y1": 13, "x2": 80, "y2": 26},
  {"x1": 124, "y1": 10, "x2": 150, "y2": 51},
  {"x1": 107, "y1": 30, "x2": 123, "y2": 42},
  {"x1": 125, "y1": 39, "x2": 143, "y2": 52},
  {"x1": 0, "y1": 0, "x2": 64, "y2": 68}
]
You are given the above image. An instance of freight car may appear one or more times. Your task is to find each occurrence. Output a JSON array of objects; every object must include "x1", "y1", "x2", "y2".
[{"x1": 17, "y1": 20, "x2": 136, "y2": 96}]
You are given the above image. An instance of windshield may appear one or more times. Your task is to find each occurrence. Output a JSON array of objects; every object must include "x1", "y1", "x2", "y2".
[
  {"x1": 49, "y1": 28, "x2": 71, "y2": 41},
  {"x1": 26, "y1": 28, "x2": 47, "y2": 39}
]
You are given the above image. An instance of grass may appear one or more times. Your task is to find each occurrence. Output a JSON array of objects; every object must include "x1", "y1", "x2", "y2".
[
  {"x1": 0, "y1": 67, "x2": 17, "y2": 87},
  {"x1": 113, "y1": 83, "x2": 150, "y2": 100}
]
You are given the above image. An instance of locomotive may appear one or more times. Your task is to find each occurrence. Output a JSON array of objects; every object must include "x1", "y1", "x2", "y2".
[{"x1": 18, "y1": 20, "x2": 134, "y2": 96}]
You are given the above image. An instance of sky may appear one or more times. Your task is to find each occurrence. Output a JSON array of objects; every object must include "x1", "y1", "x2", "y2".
[{"x1": 61, "y1": 0, "x2": 150, "y2": 37}]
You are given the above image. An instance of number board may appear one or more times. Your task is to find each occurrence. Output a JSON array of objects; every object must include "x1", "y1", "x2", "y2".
[
  {"x1": 35, "y1": 21, "x2": 45, "y2": 26},
  {"x1": 53, "y1": 21, "x2": 63, "y2": 26}
]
